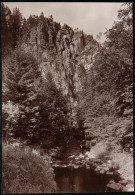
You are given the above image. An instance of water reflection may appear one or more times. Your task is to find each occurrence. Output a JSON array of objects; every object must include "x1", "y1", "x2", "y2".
[{"x1": 54, "y1": 166, "x2": 112, "y2": 193}]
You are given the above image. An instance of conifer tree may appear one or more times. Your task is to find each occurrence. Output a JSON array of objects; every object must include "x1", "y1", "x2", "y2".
[
  {"x1": 12, "y1": 7, "x2": 23, "y2": 48},
  {"x1": 38, "y1": 72, "x2": 70, "y2": 149},
  {"x1": 14, "y1": 52, "x2": 41, "y2": 142},
  {"x1": 1, "y1": 3, "x2": 13, "y2": 54}
]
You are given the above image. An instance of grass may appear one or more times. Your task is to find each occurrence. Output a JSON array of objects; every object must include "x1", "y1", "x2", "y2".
[{"x1": 2, "y1": 142, "x2": 57, "y2": 193}]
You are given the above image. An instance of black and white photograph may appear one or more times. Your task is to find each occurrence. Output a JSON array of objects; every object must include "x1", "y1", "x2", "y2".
[{"x1": 1, "y1": 1, "x2": 134, "y2": 193}]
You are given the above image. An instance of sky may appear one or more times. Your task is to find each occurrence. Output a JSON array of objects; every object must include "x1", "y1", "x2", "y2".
[{"x1": 4, "y1": 2, "x2": 123, "y2": 42}]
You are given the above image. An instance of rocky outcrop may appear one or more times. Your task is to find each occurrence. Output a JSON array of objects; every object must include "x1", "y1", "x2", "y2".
[{"x1": 20, "y1": 18, "x2": 100, "y2": 122}]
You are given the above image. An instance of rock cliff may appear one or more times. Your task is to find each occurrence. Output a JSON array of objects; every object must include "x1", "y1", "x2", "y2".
[{"x1": 20, "y1": 17, "x2": 100, "y2": 120}]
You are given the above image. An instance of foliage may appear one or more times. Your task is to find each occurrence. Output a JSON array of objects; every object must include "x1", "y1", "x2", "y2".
[
  {"x1": 104, "y1": 3, "x2": 132, "y2": 117},
  {"x1": 14, "y1": 51, "x2": 41, "y2": 141},
  {"x1": 110, "y1": 151, "x2": 134, "y2": 182},
  {"x1": 2, "y1": 3, "x2": 133, "y2": 152},
  {"x1": 12, "y1": 7, "x2": 23, "y2": 48},
  {"x1": 2, "y1": 50, "x2": 20, "y2": 141},
  {"x1": 2, "y1": 51, "x2": 18, "y2": 103},
  {"x1": 1, "y1": 3, "x2": 13, "y2": 53},
  {"x1": 1, "y1": 3, "x2": 24, "y2": 50},
  {"x1": 2, "y1": 101, "x2": 20, "y2": 141},
  {"x1": 2, "y1": 47, "x2": 71, "y2": 148},
  {"x1": 38, "y1": 72, "x2": 71, "y2": 149},
  {"x1": 77, "y1": 3, "x2": 132, "y2": 120},
  {"x1": 2, "y1": 142, "x2": 57, "y2": 193}
]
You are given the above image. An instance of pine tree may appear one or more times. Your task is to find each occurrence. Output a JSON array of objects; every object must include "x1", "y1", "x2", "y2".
[
  {"x1": 14, "y1": 52, "x2": 41, "y2": 142},
  {"x1": 38, "y1": 72, "x2": 70, "y2": 149},
  {"x1": 40, "y1": 12, "x2": 44, "y2": 19},
  {"x1": 1, "y1": 3, "x2": 13, "y2": 54},
  {"x1": 104, "y1": 3, "x2": 133, "y2": 117},
  {"x1": 2, "y1": 52, "x2": 18, "y2": 103},
  {"x1": 12, "y1": 7, "x2": 23, "y2": 48}
]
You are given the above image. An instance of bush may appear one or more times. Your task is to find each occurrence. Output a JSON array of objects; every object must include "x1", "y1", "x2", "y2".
[
  {"x1": 2, "y1": 143, "x2": 57, "y2": 193},
  {"x1": 110, "y1": 152, "x2": 134, "y2": 182},
  {"x1": 86, "y1": 142, "x2": 113, "y2": 161}
]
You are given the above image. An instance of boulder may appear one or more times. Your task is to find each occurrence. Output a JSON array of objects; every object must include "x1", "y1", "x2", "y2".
[
  {"x1": 79, "y1": 154, "x2": 84, "y2": 159},
  {"x1": 61, "y1": 165, "x2": 67, "y2": 168},
  {"x1": 112, "y1": 164, "x2": 119, "y2": 170},
  {"x1": 85, "y1": 151, "x2": 89, "y2": 157},
  {"x1": 103, "y1": 167, "x2": 109, "y2": 172},
  {"x1": 76, "y1": 160, "x2": 82, "y2": 165},
  {"x1": 119, "y1": 180, "x2": 128, "y2": 186},
  {"x1": 108, "y1": 163, "x2": 113, "y2": 169},
  {"x1": 68, "y1": 163, "x2": 74, "y2": 168},
  {"x1": 93, "y1": 159, "x2": 101, "y2": 163},
  {"x1": 102, "y1": 163, "x2": 107, "y2": 167},
  {"x1": 94, "y1": 168, "x2": 98, "y2": 172},
  {"x1": 96, "y1": 167, "x2": 101, "y2": 171},
  {"x1": 106, "y1": 182, "x2": 122, "y2": 192},
  {"x1": 100, "y1": 170, "x2": 105, "y2": 174},
  {"x1": 53, "y1": 164, "x2": 59, "y2": 167},
  {"x1": 106, "y1": 171, "x2": 113, "y2": 175},
  {"x1": 109, "y1": 180, "x2": 115, "y2": 184},
  {"x1": 69, "y1": 155, "x2": 75, "y2": 159},
  {"x1": 73, "y1": 165, "x2": 79, "y2": 169},
  {"x1": 107, "y1": 160, "x2": 112, "y2": 164},
  {"x1": 125, "y1": 184, "x2": 134, "y2": 191},
  {"x1": 86, "y1": 165, "x2": 90, "y2": 169},
  {"x1": 121, "y1": 186, "x2": 127, "y2": 192}
]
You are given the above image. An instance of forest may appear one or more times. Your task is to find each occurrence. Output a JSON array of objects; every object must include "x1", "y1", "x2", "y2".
[{"x1": 2, "y1": 3, "x2": 133, "y2": 193}]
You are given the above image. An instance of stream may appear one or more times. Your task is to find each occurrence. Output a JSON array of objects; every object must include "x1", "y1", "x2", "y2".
[
  {"x1": 54, "y1": 166, "x2": 113, "y2": 193},
  {"x1": 52, "y1": 140, "x2": 122, "y2": 193}
]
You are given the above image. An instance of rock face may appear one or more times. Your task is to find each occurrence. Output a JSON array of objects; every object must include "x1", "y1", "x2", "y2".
[{"x1": 20, "y1": 18, "x2": 100, "y2": 121}]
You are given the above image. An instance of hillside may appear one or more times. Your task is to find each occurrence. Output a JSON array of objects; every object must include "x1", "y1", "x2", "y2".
[
  {"x1": 2, "y1": 3, "x2": 101, "y2": 145},
  {"x1": 2, "y1": 3, "x2": 133, "y2": 193}
]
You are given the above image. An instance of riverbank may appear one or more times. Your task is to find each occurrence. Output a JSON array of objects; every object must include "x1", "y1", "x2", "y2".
[
  {"x1": 66, "y1": 141, "x2": 134, "y2": 192},
  {"x1": 80, "y1": 115, "x2": 134, "y2": 191},
  {"x1": 2, "y1": 139, "x2": 134, "y2": 193},
  {"x1": 51, "y1": 138, "x2": 134, "y2": 192}
]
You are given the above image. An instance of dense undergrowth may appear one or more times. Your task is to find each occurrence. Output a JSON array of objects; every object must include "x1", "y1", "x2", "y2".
[
  {"x1": 84, "y1": 116, "x2": 133, "y2": 151},
  {"x1": 2, "y1": 142, "x2": 57, "y2": 193}
]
